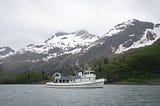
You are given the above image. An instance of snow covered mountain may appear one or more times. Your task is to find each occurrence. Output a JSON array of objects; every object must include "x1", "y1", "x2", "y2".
[
  {"x1": 12, "y1": 30, "x2": 99, "y2": 62},
  {"x1": 90, "y1": 19, "x2": 160, "y2": 54},
  {"x1": 1, "y1": 19, "x2": 160, "y2": 64},
  {"x1": 104, "y1": 19, "x2": 160, "y2": 54},
  {"x1": 86, "y1": 19, "x2": 160, "y2": 57},
  {"x1": 0, "y1": 47, "x2": 15, "y2": 59}
]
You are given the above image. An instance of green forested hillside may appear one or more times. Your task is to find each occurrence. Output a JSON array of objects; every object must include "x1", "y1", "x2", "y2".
[{"x1": 94, "y1": 39, "x2": 160, "y2": 82}]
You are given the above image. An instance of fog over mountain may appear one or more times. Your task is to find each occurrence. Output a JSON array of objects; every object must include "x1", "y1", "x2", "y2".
[{"x1": 0, "y1": 0, "x2": 160, "y2": 50}]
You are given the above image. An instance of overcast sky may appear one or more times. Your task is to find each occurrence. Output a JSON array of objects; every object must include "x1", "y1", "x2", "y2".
[{"x1": 0, "y1": 0, "x2": 160, "y2": 50}]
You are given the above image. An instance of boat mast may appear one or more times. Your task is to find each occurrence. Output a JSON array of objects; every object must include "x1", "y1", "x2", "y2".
[{"x1": 75, "y1": 60, "x2": 83, "y2": 71}]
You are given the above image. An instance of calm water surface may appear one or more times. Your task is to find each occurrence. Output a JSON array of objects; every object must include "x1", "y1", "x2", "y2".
[{"x1": 0, "y1": 84, "x2": 160, "y2": 106}]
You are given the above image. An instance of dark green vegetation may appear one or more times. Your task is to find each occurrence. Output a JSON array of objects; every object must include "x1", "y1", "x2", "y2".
[
  {"x1": 93, "y1": 39, "x2": 160, "y2": 83},
  {"x1": 0, "y1": 70, "x2": 48, "y2": 84}
]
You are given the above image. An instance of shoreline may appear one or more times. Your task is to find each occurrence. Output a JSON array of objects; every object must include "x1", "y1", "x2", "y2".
[
  {"x1": 106, "y1": 82, "x2": 160, "y2": 85},
  {"x1": 1, "y1": 81, "x2": 160, "y2": 85}
]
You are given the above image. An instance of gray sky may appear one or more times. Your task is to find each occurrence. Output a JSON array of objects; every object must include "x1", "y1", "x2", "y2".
[{"x1": 0, "y1": 0, "x2": 160, "y2": 50}]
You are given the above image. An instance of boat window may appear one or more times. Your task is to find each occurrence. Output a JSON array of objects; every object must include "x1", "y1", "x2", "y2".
[
  {"x1": 56, "y1": 74, "x2": 59, "y2": 77},
  {"x1": 90, "y1": 72, "x2": 95, "y2": 74},
  {"x1": 84, "y1": 72, "x2": 87, "y2": 74},
  {"x1": 59, "y1": 80, "x2": 62, "y2": 83},
  {"x1": 84, "y1": 72, "x2": 94, "y2": 75}
]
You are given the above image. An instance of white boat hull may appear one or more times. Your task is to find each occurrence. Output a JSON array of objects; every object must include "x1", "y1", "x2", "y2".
[{"x1": 46, "y1": 79, "x2": 105, "y2": 88}]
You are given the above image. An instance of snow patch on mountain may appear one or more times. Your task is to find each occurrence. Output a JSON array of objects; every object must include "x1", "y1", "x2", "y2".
[
  {"x1": 0, "y1": 48, "x2": 6, "y2": 52},
  {"x1": 115, "y1": 26, "x2": 160, "y2": 54},
  {"x1": 129, "y1": 34, "x2": 135, "y2": 37},
  {"x1": 46, "y1": 31, "x2": 99, "y2": 49},
  {"x1": 0, "y1": 51, "x2": 14, "y2": 59},
  {"x1": 0, "y1": 47, "x2": 15, "y2": 60},
  {"x1": 104, "y1": 19, "x2": 136, "y2": 37}
]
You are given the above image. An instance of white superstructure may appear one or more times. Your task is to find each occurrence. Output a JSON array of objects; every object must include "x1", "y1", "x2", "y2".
[{"x1": 46, "y1": 67, "x2": 105, "y2": 88}]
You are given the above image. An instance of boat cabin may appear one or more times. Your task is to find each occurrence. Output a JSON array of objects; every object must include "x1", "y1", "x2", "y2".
[{"x1": 52, "y1": 67, "x2": 96, "y2": 83}]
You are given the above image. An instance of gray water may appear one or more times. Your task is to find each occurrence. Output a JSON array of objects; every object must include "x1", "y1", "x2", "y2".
[{"x1": 0, "y1": 84, "x2": 160, "y2": 106}]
